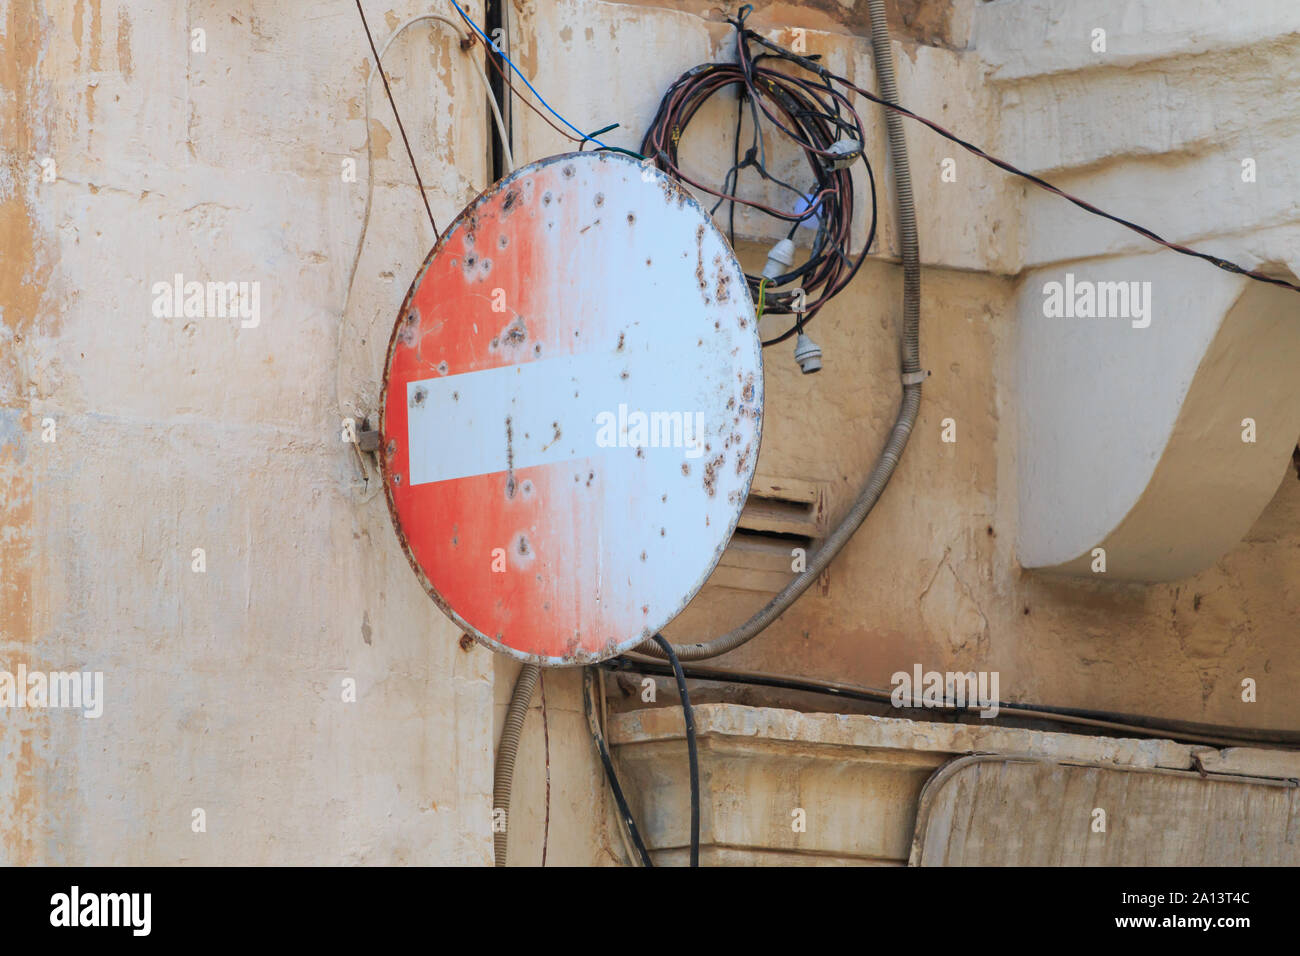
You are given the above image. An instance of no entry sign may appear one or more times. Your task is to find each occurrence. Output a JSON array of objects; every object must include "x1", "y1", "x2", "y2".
[{"x1": 380, "y1": 152, "x2": 763, "y2": 665}]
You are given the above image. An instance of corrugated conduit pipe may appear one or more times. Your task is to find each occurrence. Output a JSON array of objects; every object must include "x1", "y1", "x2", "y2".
[
  {"x1": 493, "y1": 663, "x2": 538, "y2": 867},
  {"x1": 634, "y1": 0, "x2": 922, "y2": 663}
]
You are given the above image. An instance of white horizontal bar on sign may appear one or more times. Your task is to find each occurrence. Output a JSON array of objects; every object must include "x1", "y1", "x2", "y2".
[{"x1": 405, "y1": 353, "x2": 618, "y2": 487}]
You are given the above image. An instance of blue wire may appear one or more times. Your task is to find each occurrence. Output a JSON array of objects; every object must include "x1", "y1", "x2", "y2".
[{"x1": 446, "y1": 0, "x2": 609, "y2": 149}]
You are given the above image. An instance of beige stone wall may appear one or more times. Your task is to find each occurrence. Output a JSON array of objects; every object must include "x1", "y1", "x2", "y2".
[
  {"x1": 1, "y1": 0, "x2": 498, "y2": 865},
  {"x1": 2, "y1": 0, "x2": 1296, "y2": 864}
]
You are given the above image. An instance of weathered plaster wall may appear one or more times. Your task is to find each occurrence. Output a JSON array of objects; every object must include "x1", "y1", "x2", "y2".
[
  {"x1": 1, "y1": 0, "x2": 498, "y2": 864},
  {"x1": 3, "y1": 0, "x2": 1298, "y2": 865}
]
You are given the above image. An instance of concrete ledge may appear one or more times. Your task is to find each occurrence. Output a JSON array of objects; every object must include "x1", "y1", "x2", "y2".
[{"x1": 609, "y1": 703, "x2": 1300, "y2": 864}]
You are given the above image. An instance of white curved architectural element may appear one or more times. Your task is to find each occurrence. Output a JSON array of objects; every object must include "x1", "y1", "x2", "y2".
[{"x1": 1018, "y1": 253, "x2": 1300, "y2": 580}]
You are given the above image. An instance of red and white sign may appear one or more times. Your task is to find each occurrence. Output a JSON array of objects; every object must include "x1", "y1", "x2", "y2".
[{"x1": 381, "y1": 152, "x2": 763, "y2": 665}]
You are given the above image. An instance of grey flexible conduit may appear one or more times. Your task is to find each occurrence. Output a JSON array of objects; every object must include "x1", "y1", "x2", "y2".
[
  {"x1": 635, "y1": 0, "x2": 921, "y2": 663},
  {"x1": 493, "y1": 662, "x2": 538, "y2": 867}
]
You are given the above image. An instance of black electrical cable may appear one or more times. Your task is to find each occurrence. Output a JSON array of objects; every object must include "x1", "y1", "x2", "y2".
[
  {"x1": 739, "y1": 28, "x2": 1300, "y2": 296},
  {"x1": 603, "y1": 657, "x2": 1300, "y2": 751},
  {"x1": 645, "y1": 8, "x2": 1300, "y2": 340},
  {"x1": 483, "y1": 0, "x2": 512, "y2": 182},
  {"x1": 641, "y1": 6, "x2": 878, "y2": 346},
  {"x1": 653, "y1": 635, "x2": 701, "y2": 867},
  {"x1": 582, "y1": 668, "x2": 654, "y2": 867},
  {"x1": 353, "y1": 0, "x2": 441, "y2": 239}
]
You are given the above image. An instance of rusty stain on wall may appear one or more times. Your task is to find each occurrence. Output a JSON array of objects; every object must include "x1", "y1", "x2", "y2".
[
  {"x1": 116, "y1": 6, "x2": 133, "y2": 82},
  {"x1": 0, "y1": 0, "x2": 51, "y2": 867},
  {"x1": 0, "y1": 1, "x2": 45, "y2": 646},
  {"x1": 72, "y1": 0, "x2": 104, "y2": 125}
]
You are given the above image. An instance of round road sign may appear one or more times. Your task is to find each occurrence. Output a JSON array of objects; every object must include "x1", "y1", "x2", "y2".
[{"x1": 380, "y1": 151, "x2": 763, "y2": 665}]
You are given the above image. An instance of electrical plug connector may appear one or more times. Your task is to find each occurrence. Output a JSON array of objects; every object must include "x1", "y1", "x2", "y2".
[
  {"x1": 762, "y1": 238, "x2": 796, "y2": 281},
  {"x1": 793, "y1": 331, "x2": 822, "y2": 374}
]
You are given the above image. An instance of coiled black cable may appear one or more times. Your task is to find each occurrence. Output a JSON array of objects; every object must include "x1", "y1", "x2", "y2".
[{"x1": 640, "y1": 6, "x2": 877, "y2": 345}]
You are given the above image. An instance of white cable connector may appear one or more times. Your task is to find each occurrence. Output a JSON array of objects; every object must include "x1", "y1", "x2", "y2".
[
  {"x1": 762, "y1": 238, "x2": 796, "y2": 281},
  {"x1": 794, "y1": 332, "x2": 823, "y2": 374}
]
